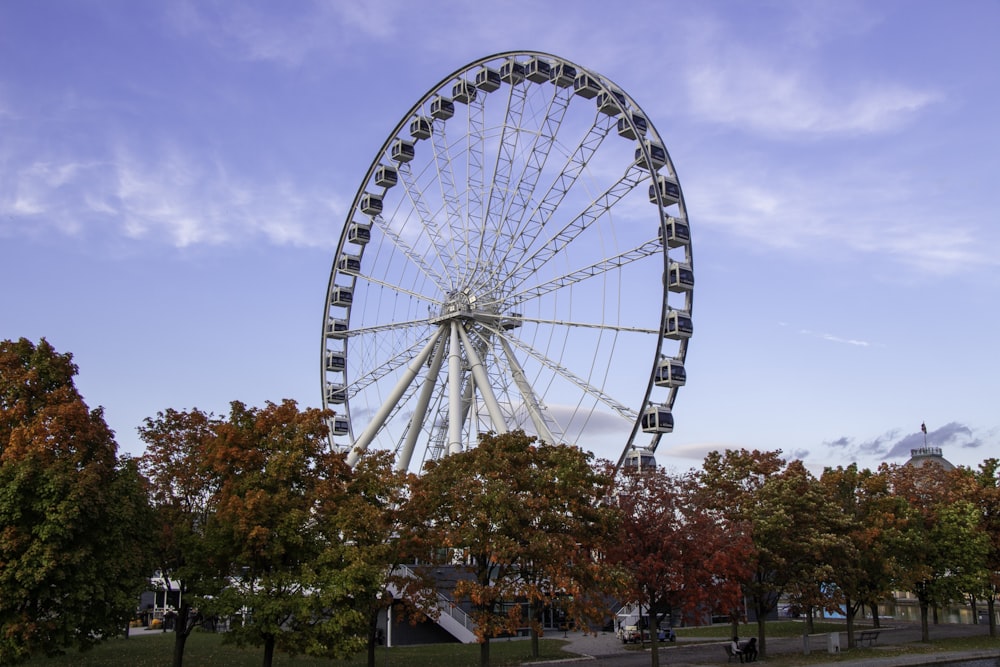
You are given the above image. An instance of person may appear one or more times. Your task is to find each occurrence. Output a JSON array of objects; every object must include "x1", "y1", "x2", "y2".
[
  {"x1": 731, "y1": 636, "x2": 744, "y2": 662},
  {"x1": 743, "y1": 637, "x2": 758, "y2": 662}
]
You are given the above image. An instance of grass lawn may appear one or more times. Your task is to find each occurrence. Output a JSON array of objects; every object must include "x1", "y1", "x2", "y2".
[
  {"x1": 760, "y1": 635, "x2": 1000, "y2": 666},
  {"x1": 22, "y1": 623, "x2": 1000, "y2": 666},
  {"x1": 23, "y1": 631, "x2": 576, "y2": 667}
]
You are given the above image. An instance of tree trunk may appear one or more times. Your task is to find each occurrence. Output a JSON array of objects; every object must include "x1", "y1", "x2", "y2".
[
  {"x1": 919, "y1": 599, "x2": 930, "y2": 642},
  {"x1": 479, "y1": 638, "x2": 490, "y2": 667},
  {"x1": 844, "y1": 596, "x2": 855, "y2": 649},
  {"x1": 756, "y1": 600, "x2": 768, "y2": 659},
  {"x1": 263, "y1": 634, "x2": 275, "y2": 667},
  {"x1": 805, "y1": 606, "x2": 815, "y2": 634},
  {"x1": 932, "y1": 603, "x2": 939, "y2": 625},
  {"x1": 650, "y1": 632, "x2": 660, "y2": 667},
  {"x1": 869, "y1": 602, "x2": 881, "y2": 628},
  {"x1": 367, "y1": 606, "x2": 380, "y2": 667},
  {"x1": 988, "y1": 596, "x2": 996, "y2": 637},
  {"x1": 529, "y1": 601, "x2": 540, "y2": 658},
  {"x1": 970, "y1": 595, "x2": 979, "y2": 624},
  {"x1": 171, "y1": 602, "x2": 194, "y2": 667}
]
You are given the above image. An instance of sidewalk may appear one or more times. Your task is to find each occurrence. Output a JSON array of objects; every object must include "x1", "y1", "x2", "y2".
[{"x1": 544, "y1": 621, "x2": 999, "y2": 666}]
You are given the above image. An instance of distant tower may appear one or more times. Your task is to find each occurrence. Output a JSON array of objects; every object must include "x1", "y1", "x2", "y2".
[{"x1": 904, "y1": 446, "x2": 955, "y2": 471}]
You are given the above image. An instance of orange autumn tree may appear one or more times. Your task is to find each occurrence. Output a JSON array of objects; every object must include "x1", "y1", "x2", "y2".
[
  {"x1": 201, "y1": 400, "x2": 366, "y2": 667},
  {"x1": 607, "y1": 465, "x2": 750, "y2": 667},
  {"x1": 819, "y1": 463, "x2": 909, "y2": 648},
  {"x1": 331, "y1": 450, "x2": 435, "y2": 667},
  {"x1": 697, "y1": 449, "x2": 849, "y2": 659},
  {"x1": 0, "y1": 338, "x2": 154, "y2": 665},
  {"x1": 405, "y1": 431, "x2": 617, "y2": 667},
  {"x1": 138, "y1": 407, "x2": 226, "y2": 667}
]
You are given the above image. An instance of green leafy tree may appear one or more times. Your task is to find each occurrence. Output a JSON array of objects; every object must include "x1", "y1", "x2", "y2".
[
  {"x1": 331, "y1": 450, "x2": 434, "y2": 667},
  {"x1": 202, "y1": 399, "x2": 364, "y2": 667},
  {"x1": 138, "y1": 407, "x2": 226, "y2": 667},
  {"x1": 406, "y1": 431, "x2": 616, "y2": 667},
  {"x1": 0, "y1": 338, "x2": 155, "y2": 664},
  {"x1": 820, "y1": 463, "x2": 908, "y2": 647},
  {"x1": 971, "y1": 459, "x2": 1000, "y2": 637},
  {"x1": 698, "y1": 449, "x2": 847, "y2": 659},
  {"x1": 890, "y1": 463, "x2": 990, "y2": 641}
]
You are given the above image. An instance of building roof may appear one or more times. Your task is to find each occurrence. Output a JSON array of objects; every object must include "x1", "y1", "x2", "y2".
[{"x1": 904, "y1": 446, "x2": 956, "y2": 471}]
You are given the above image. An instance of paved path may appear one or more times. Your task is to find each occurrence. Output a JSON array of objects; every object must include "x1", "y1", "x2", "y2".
[{"x1": 537, "y1": 622, "x2": 999, "y2": 666}]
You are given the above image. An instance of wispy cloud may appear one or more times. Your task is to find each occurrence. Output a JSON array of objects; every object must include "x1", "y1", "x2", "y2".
[
  {"x1": 164, "y1": 0, "x2": 404, "y2": 67},
  {"x1": 687, "y1": 62, "x2": 938, "y2": 137},
  {"x1": 797, "y1": 328, "x2": 874, "y2": 348},
  {"x1": 688, "y1": 163, "x2": 995, "y2": 276},
  {"x1": 0, "y1": 146, "x2": 347, "y2": 249},
  {"x1": 677, "y1": 4, "x2": 939, "y2": 139}
]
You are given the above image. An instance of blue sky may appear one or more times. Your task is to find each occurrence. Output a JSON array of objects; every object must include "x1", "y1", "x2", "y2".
[{"x1": 2, "y1": 0, "x2": 998, "y2": 473}]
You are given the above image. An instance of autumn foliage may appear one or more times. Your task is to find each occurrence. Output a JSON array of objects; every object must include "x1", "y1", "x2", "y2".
[
  {"x1": 0, "y1": 338, "x2": 154, "y2": 664},
  {"x1": 4, "y1": 337, "x2": 1000, "y2": 666}
]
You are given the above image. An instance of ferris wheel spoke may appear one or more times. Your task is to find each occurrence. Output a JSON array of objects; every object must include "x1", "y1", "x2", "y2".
[
  {"x1": 502, "y1": 316, "x2": 659, "y2": 336},
  {"x1": 344, "y1": 317, "x2": 433, "y2": 338},
  {"x1": 502, "y1": 238, "x2": 662, "y2": 308},
  {"x1": 347, "y1": 332, "x2": 437, "y2": 397},
  {"x1": 465, "y1": 96, "x2": 488, "y2": 285},
  {"x1": 506, "y1": 163, "x2": 652, "y2": 291},
  {"x1": 430, "y1": 122, "x2": 472, "y2": 281},
  {"x1": 354, "y1": 271, "x2": 443, "y2": 306},
  {"x1": 481, "y1": 84, "x2": 573, "y2": 292},
  {"x1": 370, "y1": 214, "x2": 449, "y2": 290},
  {"x1": 496, "y1": 110, "x2": 616, "y2": 280},
  {"x1": 499, "y1": 331, "x2": 637, "y2": 422},
  {"x1": 395, "y1": 160, "x2": 463, "y2": 285},
  {"x1": 479, "y1": 81, "x2": 528, "y2": 281}
]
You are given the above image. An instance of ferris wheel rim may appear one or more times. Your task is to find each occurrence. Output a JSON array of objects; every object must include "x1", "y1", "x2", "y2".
[{"x1": 322, "y1": 51, "x2": 693, "y2": 472}]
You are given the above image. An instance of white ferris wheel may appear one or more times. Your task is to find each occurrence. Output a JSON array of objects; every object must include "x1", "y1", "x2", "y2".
[{"x1": 322, "y1": 51, "x2": 693, "y2": 472}]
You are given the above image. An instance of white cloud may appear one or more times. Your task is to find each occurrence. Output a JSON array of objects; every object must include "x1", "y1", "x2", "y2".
[
  {"x1": 165, "y1": 0, "x2": 405, "y2": 67},
  {"x1": 685, "y1": 61, "x2": 939, "y2": 137},
  {"x1": 688, "y1": 163, "x2": 995, "y2": 276},
  {"x1": 797, "y1": 328, "x2": 873, "y2": 348},
  {"x1": 0, "y1": 146, "x2": 349, "y2": 250}
]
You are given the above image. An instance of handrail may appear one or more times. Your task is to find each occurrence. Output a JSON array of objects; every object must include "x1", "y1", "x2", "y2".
[{"x1": 393, "y1": 565, "x2": 476, "y2": 632}]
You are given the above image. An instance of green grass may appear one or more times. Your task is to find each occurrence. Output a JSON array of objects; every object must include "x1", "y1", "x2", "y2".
[
  {"x1": 760, "y1": 635, "x2": 1000, "y2": 666},
  {"x1": 23, "y1": 631, "x2": 576, "y2": 667},
  {"x1": 22, "y1": 624, "x2": 1000, "y2": 666}
]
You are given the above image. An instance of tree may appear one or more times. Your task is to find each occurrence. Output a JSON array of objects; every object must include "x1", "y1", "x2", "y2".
[
  {"x1": 698, "y1": 449, "x2": 848, "y2": 659},
  {"x1": 607, "y1": 466, "x2": 750, "y2": 667},
  {"x1": 0, "y1": 338, "x2": 155, "y2": 664},
  {"x1": 406, "y1": 431, "x2": 616, "y2": 667},
  {"x1": 202, "y1": 399, "x2": 364, "y2": 667},
  {"x1": 506, "y1": 442, "x2": 618, "y2": 658},
  {"x1": 330, "y1": 450, "x2": 432, "y2": 667},
  {"x1": 971, "y1": 459, "x2": 1000, "y2": 637},
  {"x1": 890, "y1": 463, "x2": 990, "y2": 642},
  {"x1": 138, "y1": 407, "x2": 226, "y2": 667},
  {"x1": 820, "y1": 464, "x2": 908, "y2": 647}
]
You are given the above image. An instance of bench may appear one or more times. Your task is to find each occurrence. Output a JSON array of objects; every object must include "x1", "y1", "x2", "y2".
[
  {"x1": 858, "y1": 630, "x2": 880, "y2": 647},
  {"x1": 724, "y1": 643, "x2": 744, "y2": 663}
]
